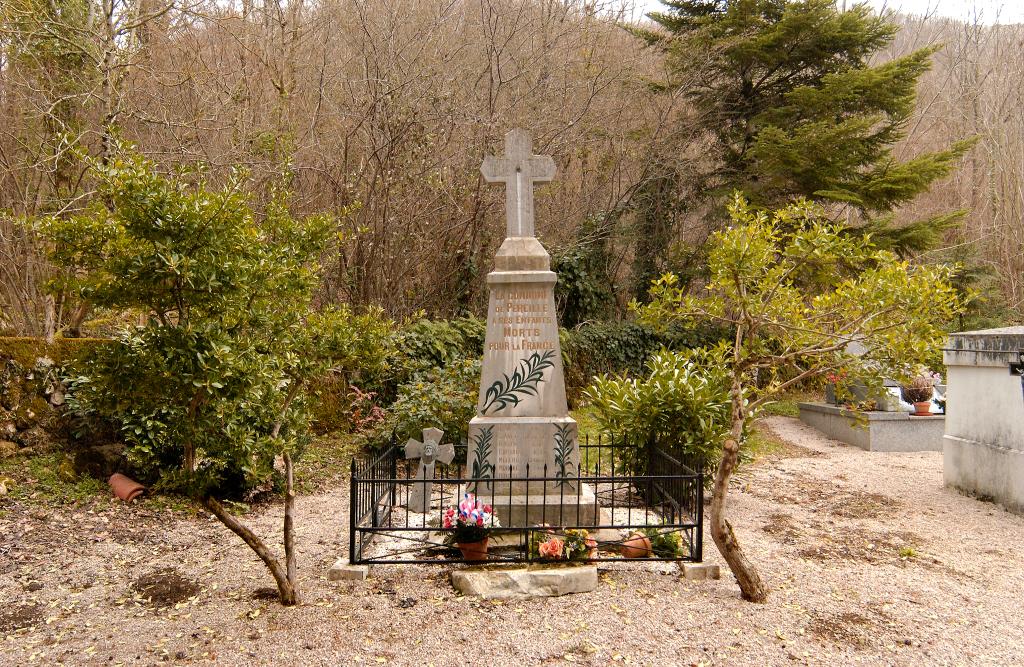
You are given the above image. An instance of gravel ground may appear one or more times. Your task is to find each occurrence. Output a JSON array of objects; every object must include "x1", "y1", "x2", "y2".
[{"x1": 2, "y1": 416, "x2": 1023, "y2": 666}]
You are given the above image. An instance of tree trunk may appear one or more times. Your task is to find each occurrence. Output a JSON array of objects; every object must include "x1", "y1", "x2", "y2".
[
  {"x1": 283, "y1": 452, "x2": 297, "y2": 589},
  {"x1": 43, "y1": 295, "x2": 56, "y2": 344},
  {"x1": 66, "y1": 300, "x2": 92, "y2": 338},
  {"x1": 203, "y1": 496, "x2": 299, "y2": 606},
  {"x1": 709, "y1": 375, "x2": 768, "y2": 602}
]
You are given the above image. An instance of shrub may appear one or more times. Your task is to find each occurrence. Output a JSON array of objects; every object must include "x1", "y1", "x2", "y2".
[
  {"x1": 562, "y1": 320, "x2": 732, "y2": 405},
  {"x1": 363, "y1": 316, "x2": 485, "y2": 404},
  {"x1": 307, "y1": 306, "x2": 394, "y2": 433},
  {"x1": 374, "y1": 357, "x2": 481, "y2": 447},
  {"x1": 42, "y1": 148, "x2": 344, "y2": 605},
  {"x1": 552, "y1": 229, "x2": 616, "y2": 328},
  {"x1": 582, "y1": 347, "x2": 740, "y2": 479}
]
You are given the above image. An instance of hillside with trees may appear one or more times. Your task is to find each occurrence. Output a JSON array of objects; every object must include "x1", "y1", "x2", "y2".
[{"x1": 1, "y1": 0, "x2": 1019, "y2": 338}]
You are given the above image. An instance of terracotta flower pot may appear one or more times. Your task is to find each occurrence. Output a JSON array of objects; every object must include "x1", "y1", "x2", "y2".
[
  {"x1": 457, "y1": 537, "x2": 489, "y2": 562},
  {"x1": 108, "y1": 473, "x2": 145, "y2": 502},
  {"x1": 620, "y1": 533, "x2": 652, "y2": 559},
  {"x1": 912, "y1": 401, "x2": 932, "y2": 416}
]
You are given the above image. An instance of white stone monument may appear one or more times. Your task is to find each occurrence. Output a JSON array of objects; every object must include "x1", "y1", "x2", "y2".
[
  {"x1": 943, "y1": 327, "x2": 1024, "y2": 513},
  {"x1": 467, "y1": 129, "x2": 598, "y2": 525}
]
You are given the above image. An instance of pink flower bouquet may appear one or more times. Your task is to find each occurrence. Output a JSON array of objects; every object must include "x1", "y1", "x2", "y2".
[
  {"x1": 530, "y1": 527, "x2": 597, "y2": 561},
  {"x1": 443, "y1": 493, "x2": 498, "y2": 544}
]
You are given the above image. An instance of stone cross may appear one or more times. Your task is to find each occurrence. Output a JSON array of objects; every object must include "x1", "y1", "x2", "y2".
[
  {"x1": 481, "y1": 129, "x2": 556, "y2": 238},
  {"x1": 404, "y1": 427, "x2": 455, "y2": 513}
]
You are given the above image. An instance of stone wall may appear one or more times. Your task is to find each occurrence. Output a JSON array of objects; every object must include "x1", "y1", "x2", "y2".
[{"x1": 0, "y1": 337, "x2": 108, "y2": 459}]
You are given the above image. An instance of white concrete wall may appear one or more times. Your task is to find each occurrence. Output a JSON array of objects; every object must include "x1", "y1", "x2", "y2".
[
  {"x1": 945, "y1": 365, "x2": 1024, "y2": 451},
  {"x1": 943, "y1": 327, "x2": 1024, "y2": 513}
]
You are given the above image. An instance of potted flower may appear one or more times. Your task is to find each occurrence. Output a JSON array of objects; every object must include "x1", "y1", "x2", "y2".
[
  {"x1": 641, "y1": 527, "x2": 685, "y2": 558},
  {"x1": 529, "y1": 527, "x2": 597, "y2": 562},
  {"x1": 443, "y1": 493, "x2": 498, "y2": 561},
  {"x1": 902, "y1": 372, "x2": 939, "y2": 416}
]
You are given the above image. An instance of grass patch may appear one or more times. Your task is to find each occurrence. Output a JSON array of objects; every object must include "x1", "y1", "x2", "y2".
[
  {"x1": 570, "y1": 406, "x2": 602, "y2": 443},
  {"x1": 899, "y1": 546, "x2": 918, "y2": 559},
  {"x1": 746, "y1": 425, "x2": 789, "y2": 461},
  {"x1": 138, "y1": 493, "x2": 195, "y2": 514},
  {"x1": 0, "y1": 451, "x2": 106, "y2": 506},
  {"x1": 762, "y1": 400, "x2": 800, "y2": 418},
  {"x1": 296, "y1": 431, "x2": 361, "y2": 493},
  {"x1": 0, "y1": 430, "x2": 364, "y2": 515},
  {"x1": 761, "y1": 390, "x2": 819, "y2": 417}
]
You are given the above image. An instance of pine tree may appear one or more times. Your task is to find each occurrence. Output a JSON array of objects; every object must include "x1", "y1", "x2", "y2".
[{"x1": 636, "y1": 0, "x2": 973, "y2": 254}]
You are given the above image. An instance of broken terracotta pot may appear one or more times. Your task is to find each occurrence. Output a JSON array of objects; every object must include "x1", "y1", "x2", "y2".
[
  {"x1": 108, "y1": 473, "x2": 144, "y2": 502},
  {"x1": 620, "y1": 533, "x2": 652, "y2": 559}
]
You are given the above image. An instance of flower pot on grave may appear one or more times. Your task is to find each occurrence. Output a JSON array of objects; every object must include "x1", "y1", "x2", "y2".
[
  {"x1": 457, "y1": 537, "x2": 489, "y2": 562},
  {"x1": 620, "y1": 533, "x2": 652, "y2": 559},
  {"x1": 912, "y1": 401, "x2": 932, "y2": 416}
]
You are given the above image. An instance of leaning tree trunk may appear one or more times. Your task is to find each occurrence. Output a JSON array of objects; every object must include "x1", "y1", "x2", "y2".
[
  {"x1": 203, "y1": 496, "x2": 298, "y2": 606},
  {"x1": 283, "y1": 452, "x2": 297, "y2": 590},
  {"x1": 709, "y1": 374, "x2": 768, "y2": 603}
]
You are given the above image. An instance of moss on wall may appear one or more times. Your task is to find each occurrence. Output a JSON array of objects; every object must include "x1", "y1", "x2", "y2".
[{"x1": 0, "y1": 337, "x2": 109, "y2": 369}]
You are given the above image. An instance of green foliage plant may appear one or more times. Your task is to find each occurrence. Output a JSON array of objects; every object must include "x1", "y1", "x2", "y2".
[
  {"x1": 375, "y1": 358, "x2": 481, "y2": 448},
  {"x1": 637, "y1": 195, "x2": 964, "y2": 602},
  {"x1": 641, "y1": 526, "x2": 685, "y2": 558},
  {"x1": 561, "y1": 320, "x2": 731, "y2": 404},
  {"x1": 551, "y1": 213, "x2": 617, "y2": 327},
  {"x1": 45, "y1": 148, "x2": 353, "y2": 606},
  {"x1": 583, "y1": 347, "x2": 739, "y2": 481},
  {"x1": 366, "y1": 316, "x2": 485, "y2": 403},
  {"x1": 307, "y1": 306, "x2": 393, "y2": 432}
]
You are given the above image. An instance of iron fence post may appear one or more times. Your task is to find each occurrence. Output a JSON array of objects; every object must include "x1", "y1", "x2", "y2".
[
  {"x1": 696, "y1": 472, "x2": 704, "y2": 562},
  {"x1": 390, "y1": 432, "x2": 398, "y2": 513},
  {"x1": 349, "y1": 456, "x2": 358, "y2": 564}
]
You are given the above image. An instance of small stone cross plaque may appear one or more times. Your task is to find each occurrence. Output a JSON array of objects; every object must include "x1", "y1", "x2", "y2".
[
  {"x1": 404, "y1": 427, "x2": 455, "y2": 513},
  {"x1": 481, "y1": 129, "x2": 556, "y2": 239}
]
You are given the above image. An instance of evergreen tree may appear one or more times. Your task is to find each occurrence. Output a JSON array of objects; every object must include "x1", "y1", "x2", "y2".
[{"x1": 636, "y1": 0, "x2": 973, "y2": 253}]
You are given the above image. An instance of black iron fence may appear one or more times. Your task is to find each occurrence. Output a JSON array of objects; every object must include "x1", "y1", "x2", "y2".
[{"x1": 349, "y1": 434, "x2": 704, "y2": 565}]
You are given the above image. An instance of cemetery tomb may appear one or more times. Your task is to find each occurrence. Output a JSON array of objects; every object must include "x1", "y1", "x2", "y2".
[{"x1": 943, "y1": 327, "x2": 1024, "y2": 512}]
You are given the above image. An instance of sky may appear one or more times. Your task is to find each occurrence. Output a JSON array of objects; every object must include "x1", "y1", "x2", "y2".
[
  {"x1": 864, "y1": 0, "x2": 1024, "y2": 23},
  {"x1": 636, "y1": 1, "x2": 1024, "y2": 24}
]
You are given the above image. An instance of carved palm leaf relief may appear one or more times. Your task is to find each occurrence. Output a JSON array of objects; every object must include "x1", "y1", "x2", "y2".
[
  {"x1": 553, "y1": 423, "x2": 576, "y2": 491},
  {"x1": 469, "y1": 426, "x2": 496, "y2": 482},
  {"x1": 481, "y1": 349, "x2": 556, "y2": 414}
]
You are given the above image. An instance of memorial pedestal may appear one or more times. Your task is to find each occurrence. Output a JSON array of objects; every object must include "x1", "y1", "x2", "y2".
[{"x1": 464, "y1": 130, "x2": 594, "y2": 528}]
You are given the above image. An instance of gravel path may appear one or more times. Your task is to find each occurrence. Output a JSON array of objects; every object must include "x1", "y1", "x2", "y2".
[{"x1": 2, "y1": 416, "x2": 1023, "y2": 666}]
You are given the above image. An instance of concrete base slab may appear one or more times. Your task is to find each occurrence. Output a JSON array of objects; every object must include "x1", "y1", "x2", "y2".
[
  {"x1": 798, "y1": 402, "x2": 943, "y2": 452},
  {"x1": 451, "y1": 565, "x2": 597, "y2": 599},
  {"x1": 681, "y1": 563, "x2": 721, "y2": 581},
  {"x1": 327, "y1": 559, "x2": 370, "y2": 581},
  {"x1": 484, "y1": 483, "x2": 600, "y2": 526}
]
